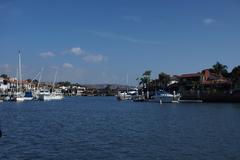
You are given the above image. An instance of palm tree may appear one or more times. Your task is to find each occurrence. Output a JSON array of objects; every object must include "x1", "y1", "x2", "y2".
[
  {"x1": 231, "y1": 65, "x2": 240, "y2": 88},
  {"x1": 137, "y1": 70, "x2": 151, "y2": 89},
  {"x1": 212, "y1": 61, "x2": 228, "y2": 77}
]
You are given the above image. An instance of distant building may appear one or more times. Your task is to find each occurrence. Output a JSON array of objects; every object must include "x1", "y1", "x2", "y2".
[{"x1": 0, "y1": 77, "x2": 9, "y2": 91}]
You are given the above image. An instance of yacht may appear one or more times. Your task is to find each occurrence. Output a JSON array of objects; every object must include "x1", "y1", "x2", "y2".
[
  {"x1": 117, "y1": 88, "x2": 138, "y2": 100},
  {"x1": 38, "y1": 89, "x2": 63, "y2": 101},
  {"x1": 117, "y1": 91, "x2": 132, "y2": 100},
  {"x1": 151, "y1": 90, "x2": 180, "y2": 103}
]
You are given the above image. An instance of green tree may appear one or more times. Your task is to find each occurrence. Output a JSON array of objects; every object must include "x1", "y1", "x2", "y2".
[
  {"x1": 57, "y1": 81, "x2": 71, "y2": 86},
  {"x1": 104, "y1": 85, "x2": 112, "y2": 96},
  {"x1": 26, "y1": 79, "x2": 32, "y2": 83},
  {"x1": 231, "y1": 65, "x2": 240, "y2": 88},
  {"x1": 212, "y1": 61, "x2": 228, "y2": 77},
  {"x1": 158, "y1": 72, "x2": 171, "y2": 89},
  {"x1": 0, "y1": 74, "x2": 8, "y2": 79},
  {"x1": 32, "y1": 79, "x2": 39, "y2": 84},
  {"x1": 137, "y1": 70, "x2": 151, "y2": 89}
]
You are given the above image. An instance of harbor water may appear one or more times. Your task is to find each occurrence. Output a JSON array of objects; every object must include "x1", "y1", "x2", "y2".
[{"x1": 1, "y1": 97, "x2": 240, "y2": 160}]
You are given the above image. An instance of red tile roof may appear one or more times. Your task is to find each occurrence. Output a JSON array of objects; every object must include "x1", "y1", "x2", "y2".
[{"x1": 177, "y1": 73, "x2": 201, "y2": 78}]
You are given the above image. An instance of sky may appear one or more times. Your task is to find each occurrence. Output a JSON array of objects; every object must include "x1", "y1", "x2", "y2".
[{"x1": 0, "y1": 0, "x2": 240, "y2": 85}]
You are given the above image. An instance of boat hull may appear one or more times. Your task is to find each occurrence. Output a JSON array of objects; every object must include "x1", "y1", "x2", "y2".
[
  {"x1": 14, "y1": 97, "x2": 25, "y2": 102},
  {"x1": 24, "y1": 97, "x2": 34, "y2": 101},
  {"x1": 151, "y1": 90, "x2": 181, "y2": 103},
  {"x1": 151, "y1": 95, "x2": 174, "y2": 103},
  {"x1": 39, "y1": 94, "x2": 63, "y2": 101},
  {"x1": 117, "y1": 93, "x2": 132, "y2": 100}
]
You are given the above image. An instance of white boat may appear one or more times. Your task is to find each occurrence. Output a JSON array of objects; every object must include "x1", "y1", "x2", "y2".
[
  {"x1": 38, "y1": 89, "x2": 63, "y2": 101},
  {"x1": 152, "y1": 90, "x2": 180, "y2": 103},
  {"x1": 117, "y1": 91, "x2": 132, "y2": 100},
  {"x1": 15, "y1": 97, "x2": 25, "y2": 102},
  {"x1": 13, "y1": 92, "x2": 25, "y2": 102},
  {"x1": 117, "y1": 88, "x2": 138, "y2": 100},
  {"x1": 3, "y1": 96, "x2": 11, "y2": 101}
]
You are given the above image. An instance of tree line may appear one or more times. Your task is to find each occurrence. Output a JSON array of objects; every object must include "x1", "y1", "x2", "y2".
[{"x1": 137, "y1": 62, "x2": 240, "y2": 91}]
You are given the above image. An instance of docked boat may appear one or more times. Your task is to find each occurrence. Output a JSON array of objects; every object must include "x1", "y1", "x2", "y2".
[
  {"x1": 117, "y1": 91, "x2": 132, "y2": 100},
  {"x1": 117, "y1": 88, "x2": 138, "y2": 100},
  {"x1": 15, "y1": 97, "x2": 25, "y2": 102},
  {"x1": 151, "y1": 90, "x2": 180, "y2": 103},
  {"x1": 38, "y1": 70, "x2": 64, "y2": 101},
  {"x1": 23, "y1": 91, "x2": 34, "y2": 101},
  {"x1": 3, "y1": 95, "x2": 11, "y2": 101},
  {"x1": 38, "y1": 89, "x2": 63, "y2": 101},
  {"x1": 13, "y1": 51, "x2": 25, "y2": 102},
  {"x1": 13, "y1": 92, "x2": 25, "y2": 102}
]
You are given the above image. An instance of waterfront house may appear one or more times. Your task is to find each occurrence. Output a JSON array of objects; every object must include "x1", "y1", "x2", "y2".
[
  {"x1": 177, "y1": 69, "x2": 232, "y2": 89},
  {"x1": 200, "y1": 69, "x2": 232, "y2": 93},
  {"x1": 201, "y1": 69, "x2": 231, "y2": 85},
  {"x1": 7, "y1": 78, "x2": 32, "y2": 91},
  {"x1": 0, "y1": 77, "x2": 9, "y2": 92},
  {"x1": 177, "y1": 72, "x2": 201, "y2": 92}
]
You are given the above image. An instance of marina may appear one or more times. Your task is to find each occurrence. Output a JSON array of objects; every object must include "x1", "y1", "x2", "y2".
[{"x1": 1, "y1": 1, "x2": 240, "y2": 159}]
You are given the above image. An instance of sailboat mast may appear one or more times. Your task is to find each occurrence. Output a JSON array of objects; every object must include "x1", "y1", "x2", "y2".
[
  {"x1": 18, "y1": 51, "x2": 22, "y2": 90},
  {"x1": 16, "y1": 68, "x2": 18, "y2": 93},
  {"x1": 126, "y1": 74, "x2": 129, "y2": 93},
  {"x1": 37, "y1": 68, "x2": 44, "y2": 90},
  {"x1": 53, "y1": 70, "x2": 58, "y2": 90}
]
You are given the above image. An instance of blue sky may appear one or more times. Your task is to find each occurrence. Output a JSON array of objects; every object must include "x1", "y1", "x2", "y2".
[{"x1": 0, "y1": 0, "x2": 240, "y2": 85}]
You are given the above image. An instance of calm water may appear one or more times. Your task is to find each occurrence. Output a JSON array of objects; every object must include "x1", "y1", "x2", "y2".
[{"x1": 0, "y1": 97, "x2": 240, "y2": 160}]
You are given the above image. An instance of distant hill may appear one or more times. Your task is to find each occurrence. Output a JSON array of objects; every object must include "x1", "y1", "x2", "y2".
[{"x1": 82, "y1": 84, "x2": 135, "y2": 90}]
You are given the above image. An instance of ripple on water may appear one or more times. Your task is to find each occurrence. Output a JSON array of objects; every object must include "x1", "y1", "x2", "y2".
[{"x1": 1, "y1": 97, "x2": 240, "y2": 160}]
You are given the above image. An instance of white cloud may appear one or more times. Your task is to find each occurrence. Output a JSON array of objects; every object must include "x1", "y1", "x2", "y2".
[
  {"x1": 40, "y1": 46, "x2": 106, "y2": 66},
  {"x1": 63, "y1": 62, "x2": 74, "y2": 69},
  {"x1": 40, "y1": 51, "x2": 55, "y2": 58},
  {"x1": 91, "y1": 31, "x2": 163, "y2": 45},
  {"x1": 68, "y1": 46, "x2": 107, "y2": 63},
  {"x1": 82, "y1": 54, "x2": 105, "y2": 63},
  {"x1": 70, "y1": 47, "x2": 83, "y2": 55},
  {"x1": 203, "y1": 18, "x2": 216, "y2": 25}
]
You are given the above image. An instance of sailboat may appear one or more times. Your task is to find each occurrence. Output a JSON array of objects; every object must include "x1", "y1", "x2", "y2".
[{"x1": 14, "y1": 52, "x2": 25, "y2": 102}]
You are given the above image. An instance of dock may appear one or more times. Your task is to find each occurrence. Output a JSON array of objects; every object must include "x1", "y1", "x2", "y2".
[{"x1": 179, "y1": 100, "x2": 203, "y2": 103}]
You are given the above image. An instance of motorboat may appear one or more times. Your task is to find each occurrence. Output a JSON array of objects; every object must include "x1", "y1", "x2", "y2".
[
  {"x1": 117, "y1": 91, "x2": 132, "y2": 100},
  {"x1": 151, "y1": 90, "x2": 180, "y2": 103},
  {"x1": 117, "y1": 88, "x2": 138, "y2": 101},
  {"x1": 3, "y1": 95, "x2": 11, "y2": 101},
  {"x1": 38, "y1": 89, "x2": 63, "y2": 101}
]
